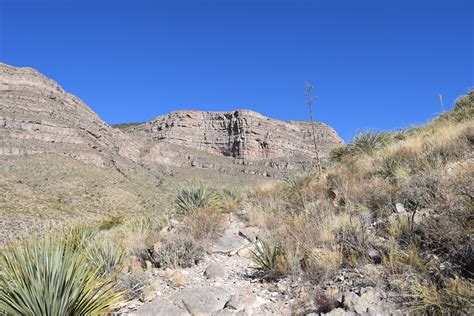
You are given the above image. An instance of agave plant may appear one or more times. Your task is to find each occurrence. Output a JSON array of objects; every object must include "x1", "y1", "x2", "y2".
[
  {"x1": 175, "y1": 185, "x2": 221, "y2": 214},
  {"x1": 0, "y1": 236, "x2": 123, "y2": 315}
]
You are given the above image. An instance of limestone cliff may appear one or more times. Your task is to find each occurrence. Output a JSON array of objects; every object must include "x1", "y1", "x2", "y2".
[{"x1": 0, "y1": 63, "x2": 343, "y2": 177}]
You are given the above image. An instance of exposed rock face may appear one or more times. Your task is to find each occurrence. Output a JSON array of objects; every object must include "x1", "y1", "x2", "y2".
[
  {"x1": 0, "y1": 62, "x2": 343, "y2": 177},
  {"x1": 0, "y1": 63, "x2": 140, "y2": 167},
  {"x1": 125, "y1": 110, "x2": 343, "y2": 162}
]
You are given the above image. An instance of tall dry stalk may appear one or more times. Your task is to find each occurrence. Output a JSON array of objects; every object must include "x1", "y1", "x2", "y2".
[{"x1": 305, "y1": 82, "x2": 322, "y2": 173}]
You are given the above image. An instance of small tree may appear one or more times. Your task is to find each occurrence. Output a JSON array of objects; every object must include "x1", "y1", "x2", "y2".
[{"x1": 305, "y1": 82, "x2": 322, "y2": 174}]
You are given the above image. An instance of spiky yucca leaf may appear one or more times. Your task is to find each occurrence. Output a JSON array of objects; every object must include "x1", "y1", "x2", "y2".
[
  {"x1": 250, "y1": 238, "x2": 283, "y2": 274},
  {"x1": 85, "y1": 239, "x2": 125, "y2": 278},
  {"x1": 175, "y1": 185, "x2": 221, "y2": 214},
  {"x1": 0, "y1": 236, "x2": 123, "y2": 315}
]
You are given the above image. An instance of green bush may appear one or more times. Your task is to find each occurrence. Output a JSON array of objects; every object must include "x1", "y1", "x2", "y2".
[
  {"x1": 175, "y1": 185, "x2": 221, "y2": 214},
  {"x1": 0, "y1": 236, "x2": 122, "y2": 315}
]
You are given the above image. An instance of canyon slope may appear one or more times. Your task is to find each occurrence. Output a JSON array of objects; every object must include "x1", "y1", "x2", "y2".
[
  {"x1": 0, "y1": 62, "x2": 343, "y2": 242},
  {"x1": 1, "y1": 62, "x2": 343, "y2": 178}
]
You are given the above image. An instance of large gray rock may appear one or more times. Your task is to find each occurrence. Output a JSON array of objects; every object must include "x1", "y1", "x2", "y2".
[
  {"x1": 171, "y1": 286, "x2": 232, "y2": 315},
  {"x1": 204, "y1": 262, "x2": 226, "y2": 280},
  {"x1": 135, "y1": 298, "x2": 189, "y2": 316},
  {"x1": 212, "y1": 228, "x2": 250, "y2": 254}
]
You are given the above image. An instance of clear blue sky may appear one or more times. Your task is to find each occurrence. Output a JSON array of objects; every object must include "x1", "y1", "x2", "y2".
[{"x1": 0, "y1": 0, "x2": 472, "y2": 141}]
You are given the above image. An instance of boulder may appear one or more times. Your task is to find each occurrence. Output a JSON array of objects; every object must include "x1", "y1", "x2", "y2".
[
  {"x1": 171, "y1": 286, "x2": 231, "y2": 315},
  {"x1": 204, "y1": 262, "x2": 226, "y2": 280},
  {"x1": 135, "y1": 298, "x2": 189, "y2": 316}
]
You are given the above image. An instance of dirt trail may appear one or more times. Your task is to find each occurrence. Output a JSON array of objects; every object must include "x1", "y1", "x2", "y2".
[{"x1": 129, "y1": 217, "x2": 292, "y2": 315}]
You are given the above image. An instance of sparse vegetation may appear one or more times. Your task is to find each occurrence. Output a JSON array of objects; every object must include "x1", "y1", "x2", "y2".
[{"x1": 245, "y1": 90, "x2": 474, "y2": 314}]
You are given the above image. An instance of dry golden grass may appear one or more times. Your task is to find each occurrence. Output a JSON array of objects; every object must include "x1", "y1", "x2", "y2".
[{"x1": 245, "y1": 93, "x2": 473, "y2": 313}]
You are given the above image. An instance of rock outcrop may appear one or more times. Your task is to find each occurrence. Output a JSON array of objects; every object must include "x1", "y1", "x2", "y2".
[
  {"x1": 1, "y1": 62, "x2": 343, "y2": 177},
  {"x1": 0, "y1": 63, "x2": 141, "y2": 168},
  {"x1": 123, "y1": 110, "x2": 343, "y2": 161}
]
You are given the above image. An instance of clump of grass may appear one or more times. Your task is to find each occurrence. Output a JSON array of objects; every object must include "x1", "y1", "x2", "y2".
[
  {"x1": 410, "y1": 278, "x2": 473, "y2": 314},
  {"x1": 184, "y1": 207, "x2": 225, "y2": 248},
  {"x1": 0, "y1": 236, "x2": 122, "y2": 315},
  {"x1": 151, "y1": 236, "x2": 204, "y2": 268},
  {"x1": 175, "y1": 185, "x2": 221, "y2": 214},
  {"x1": 219, "y1": 188, "x2": 243, "y2": 212}
]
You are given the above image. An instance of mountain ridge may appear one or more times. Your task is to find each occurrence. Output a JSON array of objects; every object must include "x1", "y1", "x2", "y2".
[{"x1": 1, "y1": 62, "x2": 343, "y2": 177}]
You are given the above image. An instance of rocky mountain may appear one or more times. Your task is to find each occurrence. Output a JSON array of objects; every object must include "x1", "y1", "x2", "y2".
[
  {"x1": 120, "y1": 109, "x2": 342, "y2": 161},
  {"x1": 1, "y1": 63, "x2": 343, "y2": 178}
]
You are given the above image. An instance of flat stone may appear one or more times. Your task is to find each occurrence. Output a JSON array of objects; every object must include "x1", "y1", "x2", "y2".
[
  {"x1": 135, "y1": 298, "x2": 189, "y2": 316},
  {"x1": 204, "y1": 262, "x2": 226, "y2": 280},
  {"x1": 225, "y1": 293, "x2": 268, "y2": 311},
  {"x1": 212, "y1": 228, "x2": 250, "y2": 254},
  {"x1": 171, "y1": 286, "x2": 231, "y2": 315},
  {"x1": 323, "y1": 307, "x2": 355, "y2": 315}
]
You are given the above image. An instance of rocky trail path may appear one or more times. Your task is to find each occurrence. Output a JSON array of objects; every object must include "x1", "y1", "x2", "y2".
[{"x1": 128, "y1": 217, "x2": 292, "y2": 315}]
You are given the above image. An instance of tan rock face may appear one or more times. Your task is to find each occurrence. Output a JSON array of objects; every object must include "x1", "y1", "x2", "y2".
[
  {"x1": 0, "y1": 62, "x2": 343, "y2": 177},
  {"x1": 126, "y1": 110, "x2": 343, "y2": 161},
  {"x1": 0, "y1": 63, "x2": 141, "y2": 167}
]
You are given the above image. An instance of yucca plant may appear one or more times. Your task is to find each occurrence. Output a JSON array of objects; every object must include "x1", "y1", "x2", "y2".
[
  {"x1": 175, "y1": 185, "x2": 221, "y2": 214},
  {"x1": 85, "y1": 239, "x2": 125, "y2": 278},
  {"x1": 348, "y1": 131, "x2": 389, "y2": 156},
  {"x1": 0, "y1": 236, "x2": 123, "y2": 315},
  {"x1": 63, "y1": 224, "x2": 96, "y2": 251},
  {"x1": 250, "y1": 238, "x2": 284, "y2": 276}
]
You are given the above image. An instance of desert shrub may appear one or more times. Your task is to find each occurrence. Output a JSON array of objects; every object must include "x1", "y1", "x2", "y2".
[
  {"x1": 183, "y1": 207, "x2": 225, "y2": 248},
  {"x1": 376, "y1": 156, "x2": 402, "y2": 180},
  {"x1": 438, "y1": 89, "x2": 474, "y2": 122},
  {"x1": 219, "y1": 188, "x2": 243, "y2": 212},
  {"x1": 314, "y1": 291, "x2": 340, "y2": 313},
  {"x1": 250, "y1": 238, "x2": 286, "y2": 278},
  {"x1": 330, "y1": 146, "x2": 349, "y2": 162},
  {"x1": 85, "y1": 239, "x2": 125, "y2": 277},
  {"x1": 98, "y1": 216, "x2": 124, "y2": 230},
  {"x1": 115, "y1": 271, "x2": 150, "y2": 301},
  {"x1": 410, "y1": 278, "x2": 473, "y2": 314},
  {"x1": 175, "y1": 185, "x2": 221, "y2": 214},
  {"x1": 0, "y1": 236, "x2": 122, "y2": 315},
  {"x1": 151, "y1": 236, "x2": 204, "y2": 268}
]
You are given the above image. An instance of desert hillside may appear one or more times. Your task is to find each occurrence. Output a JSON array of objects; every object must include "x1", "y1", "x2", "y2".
[
  {"x1": 0, "y1": 63, "x2": 343, "y2": 245},
  {"x1": 0, "y1": 82, "x2": 471, "y2": 314}
]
